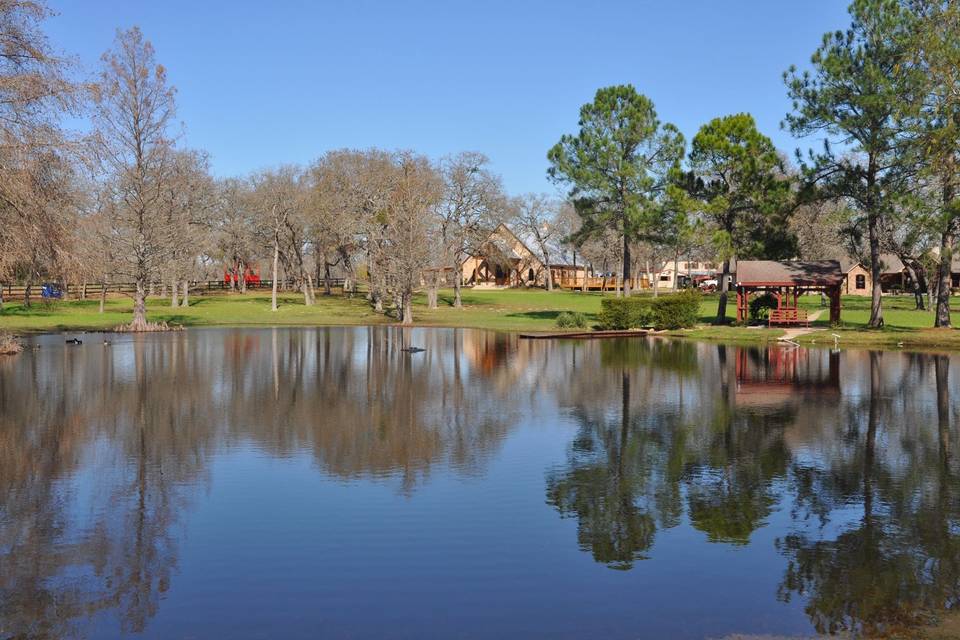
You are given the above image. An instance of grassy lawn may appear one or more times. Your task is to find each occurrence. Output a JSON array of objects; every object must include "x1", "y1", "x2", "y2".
[
  {"x1": 3, "y1": 288, "x2": 960, "y2": 349},
  {"x1": 0, "y1": 288, "x2": 610, "y2": 334}
]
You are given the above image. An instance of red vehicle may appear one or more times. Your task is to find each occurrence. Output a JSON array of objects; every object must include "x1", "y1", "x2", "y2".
[{"x1": 224, "y1": 265, "x2": 261, "y2": 287}]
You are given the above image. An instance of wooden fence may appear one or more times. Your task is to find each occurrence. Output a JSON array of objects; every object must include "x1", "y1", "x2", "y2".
[{"x1": 0, "y1": 278, "x2": 347, "y2": 299}]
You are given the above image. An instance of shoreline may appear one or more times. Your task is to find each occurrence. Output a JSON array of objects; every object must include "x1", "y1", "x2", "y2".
[
  {"x1": 8, "y1": 319, "x2": 960, "y2": 355},
  {"x1": 4, "y1": 290, "x2": 960, "y2": 353}
]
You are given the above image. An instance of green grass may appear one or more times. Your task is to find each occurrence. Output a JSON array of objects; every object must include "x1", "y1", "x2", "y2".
[
  {"x1": 3, "y1": 288, "x2": 960, "y2": 350},
  {"x1": 0, "y1": 288, "x2": 609, "y2": 334}
]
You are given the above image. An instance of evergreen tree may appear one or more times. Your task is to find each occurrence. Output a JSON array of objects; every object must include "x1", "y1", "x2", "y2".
[
  {"x1": 686, "y1": 113, "x2": 794, "y2": 323},
  {"x1": 548, "y1": 85, "x2": 684, "y2": 296}
]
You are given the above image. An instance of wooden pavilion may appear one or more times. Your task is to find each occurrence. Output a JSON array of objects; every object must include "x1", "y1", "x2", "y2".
[{"x1": 735, "y1": 260, "x2": 844, "y2": 325}]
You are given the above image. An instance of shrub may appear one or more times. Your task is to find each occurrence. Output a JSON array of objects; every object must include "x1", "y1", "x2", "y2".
[
  {"x1": 597, "y1": 291, "x2": 701, "y2": 330},
  {"x1": 597, "y1": 297, "x2": 654, "y2": 330},
  {"x1": 649, "y1": 289, "x2": 701, "y2": 330},
  {"x1": 555, "y1": 311, "x2": 588, "y2": 329},
  {"x1": 748, "y1": 292, "x2": 778, "y2": 322}
]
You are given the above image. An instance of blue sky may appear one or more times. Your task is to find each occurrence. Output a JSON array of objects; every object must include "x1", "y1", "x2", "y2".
[{"x1": 49, "y1": 1, "x2": 851, "y2": 195}]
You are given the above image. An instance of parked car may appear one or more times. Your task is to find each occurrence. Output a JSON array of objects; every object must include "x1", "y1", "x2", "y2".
[
  {"x1": 698, "y1": 278, "x2": 718, "y2": 292},
  {"x1": 41, "y1": 283, "x2": 63, "y2": 299}
]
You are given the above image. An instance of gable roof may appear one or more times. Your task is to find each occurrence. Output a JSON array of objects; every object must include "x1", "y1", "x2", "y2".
[
  {"x1": 474, "y1": 223, "x2": 545, "y2": 268},
  {"x1": 836, "y1": 253, "x2": 905, "y2": 275},
  {"x1": 736, "y1": 260, "x2": 844, "y2": 286}
]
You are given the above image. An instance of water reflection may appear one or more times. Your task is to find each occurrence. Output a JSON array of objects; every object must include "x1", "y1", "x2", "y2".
[
  {"x1": 545, "y1": 341, "x2": 960, "y2": 637},
  {"x1": 0, "y1": 328, "x2": 523, "y2": 638},
  {"x1": 1, "y1": 330, "x2": 960, "y2": 638}
]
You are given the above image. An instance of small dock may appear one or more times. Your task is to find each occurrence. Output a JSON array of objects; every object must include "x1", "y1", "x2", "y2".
[{"x1": 519, "y1": 330, "x2": 648, "y2": 340}]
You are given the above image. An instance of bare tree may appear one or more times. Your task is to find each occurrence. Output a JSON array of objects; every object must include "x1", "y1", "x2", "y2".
[
  {"x1": 379, "y1": 152, "x2": 442, "y2": 324},
  {"x1": 92, "y1": 27, "x2": 177, "y2": 331},
  {"x1": 437, "y1": 152, "x2": 503, "y2": 308},
  {"x1": 251, "y1": 166, "x2": 303, "y2": 311},
  {"x1": 513, "y1": 193, "x2": 560, "y2": 291},
  {"x1": 0, "y1": 0, "x2": 79, "y2": 312},
  {"x1": 214, "y1": 177, "x2": 259, "y2": 294}
]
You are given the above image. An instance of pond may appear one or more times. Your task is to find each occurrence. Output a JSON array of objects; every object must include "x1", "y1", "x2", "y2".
[{"x1": 1, "y1": 327, "x2": 958, "y2": 639}]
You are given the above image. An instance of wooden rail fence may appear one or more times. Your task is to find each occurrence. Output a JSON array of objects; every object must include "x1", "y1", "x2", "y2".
[{"x1": 0, "y1": 278, "x2": 347, "y2": 299}]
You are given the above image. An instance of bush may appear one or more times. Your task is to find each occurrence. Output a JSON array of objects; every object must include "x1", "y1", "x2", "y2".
[
  {"x1": 748, "y1": 292, "x2": 778, "y2": 322},
  {"x1": 649, "y1": 289, "x2": 701, "y2": 330},
  {"x1": 555, "y1": 311, "x2": 588, "y2": 329},
  {"x1": 597, "y1": 297, "x2": 654, "y2": 330},
  {"x1": 597, "y1": 291, "x2": 701, "y2": 330}
]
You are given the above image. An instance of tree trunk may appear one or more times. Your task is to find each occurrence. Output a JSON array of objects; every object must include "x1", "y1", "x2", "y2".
[
  {"x1": 652, "y1": 268, "x2": 659, "y2": 298},
  {"x1": 181, "y1": 280, "x2": 189, "y2": 307},
  {"x1": 271, "y1": 233, "x2": 280, "y2": 312},
  {"x1": 935, "y1": 227, "x2": 954, "y2": 328},
  {"x1": 936, "y1": 181, "x2": 956, "y2": 328},
  {"x1": 453, "y1": 259, "x2": 463, "y2": 308},
  {"x1": 402, "y1": 291, "x2": 413, "y2": 325},
  {"x1": 171, "y1": 277, "x2": 179, "y2": 307},
  {"x1": 715, "y1": 259, "x2": 731, "y2": 324},
  {"x1": 99, "y1": 282, "x2": 107, "y2": 314},
  {"x1": 867, "y1": 212, "x2": 884, "y2": 328},
  {"x1": 130, "y1": 281, "x2": 148, "y2": 331},
  {"x1": 622, "y1": 235, "x2": 632, "y2": 297},
  {"x1": 427, "y1": 270, "x2": 439, "y2": 309},
  {"x1": 903, "y1": 259, "x2": 925, "y2": 310},
  {"x1": 323, "y1": 261, "x2": 332, "y2": 296},
  {"x1": 673, "y1": 254, "x2": 680, "y2": 291},
  {"x1": 301, "y1": 276, "x2": 313, "y2": 306},
  {"x1": 544, "y1": 251, "x2": 553, "y2": 292},
  {"x1": 81, "y1": 280, "x2": 88, "y2": 300},
  {"x1": 160, "y1": 280, "x2": 167, "y2": 299},
  {"x1": 0, "y1": 285, "x2": 5, "y2": 311}
]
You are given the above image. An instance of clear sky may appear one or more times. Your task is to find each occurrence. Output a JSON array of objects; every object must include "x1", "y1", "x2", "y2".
[{"x1": 48, "y1": 1, "x2": 851, "y2": 195}]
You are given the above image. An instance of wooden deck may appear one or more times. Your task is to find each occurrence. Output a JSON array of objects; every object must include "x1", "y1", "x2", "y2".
[{"x1": 556, "y1": 277, "x2": 650, "y2": 291}]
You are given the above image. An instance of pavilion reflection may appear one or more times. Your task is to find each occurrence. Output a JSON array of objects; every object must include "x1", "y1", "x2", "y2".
[{"x1": 733, "y1": 345, "x2": 840, "y2": 410}]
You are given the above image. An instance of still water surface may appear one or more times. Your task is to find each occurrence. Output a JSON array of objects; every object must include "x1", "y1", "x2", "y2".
[{"x1": 1, "y1": 327, "x2": 958, "y2": 639}]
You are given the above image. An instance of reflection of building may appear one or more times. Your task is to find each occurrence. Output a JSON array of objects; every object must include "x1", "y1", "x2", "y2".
[{"x1": 735, "y1": 347, "x2": 840, "y2": 409}]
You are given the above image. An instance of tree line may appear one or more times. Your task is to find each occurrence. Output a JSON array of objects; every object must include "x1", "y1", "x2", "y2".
[
  {"x1": 2, "y1": 0, "x2": 959, "y2": 329},
  {"x1": 549, "y1": 0, "x2": 960, "y2": 328},
  {"x1": 0, "y1": 3, "x2": 601, "y2": 329}
]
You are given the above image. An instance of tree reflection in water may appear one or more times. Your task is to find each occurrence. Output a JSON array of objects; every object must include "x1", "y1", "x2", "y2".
[
  {"x1": 545, "y1": 341, "x2": 960, "y2": 637},
  {"x1": 3, "y1": 330, "x2": 960, "y2": 638},
  {"x1": 0, "y1": 327, "x2": 522, "y2": 637},
  {"x1": 777, "y1": 351, "x2": 960, "y2": 637}
]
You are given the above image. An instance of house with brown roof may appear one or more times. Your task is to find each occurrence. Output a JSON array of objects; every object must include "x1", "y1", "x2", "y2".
[
  {"x1": 460, "y1": 223, "x2": 588, "y2": 288},
  {"x1": 837, "y1": 254, "x2": 910, "y2": 295}
]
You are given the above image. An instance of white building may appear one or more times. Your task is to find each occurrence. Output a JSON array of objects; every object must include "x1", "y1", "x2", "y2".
[{"x1": 652, "y1": 260, "x2": 718, "y2": 289}]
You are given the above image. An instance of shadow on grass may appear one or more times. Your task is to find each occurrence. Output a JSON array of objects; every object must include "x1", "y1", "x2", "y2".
[{"x1": 504, "y1": 310, "x2": 599, "y2": 322}]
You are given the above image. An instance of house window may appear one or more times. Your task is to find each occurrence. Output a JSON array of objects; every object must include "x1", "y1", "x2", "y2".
[
  {"x1": 855, "y1": 274, "x2": 866, "y2": 290},
  {"x1": 659, "y1": 275, "x2": 670, "y2": 282}
]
